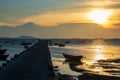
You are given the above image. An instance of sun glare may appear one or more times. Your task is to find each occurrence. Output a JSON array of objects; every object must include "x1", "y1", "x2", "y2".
[{"x1": 87, "y1": 9, "x2": 111, "y2": 25}]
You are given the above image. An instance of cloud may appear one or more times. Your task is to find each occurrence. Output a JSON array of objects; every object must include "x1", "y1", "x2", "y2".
[
  {"x1": 0, "y1": 22, "x2": 13, "y2": 26},
  {"x1": 0, "y1": 0, "x2": 120, "y2": 28},
  {"x1": 112, "y1": 23, "x2": 120, "y2": 28},
  {"x1": 100, "y1": 22, "x2": 120, "y2": 29},
  {"x1": 21, "y1": 9, "x2": 119, "y2": 29},
  {"x1": 22, "y1": 11, "x2": 88, "y2": 27},
  {"x1": 0, "y1": 0, "x2": 81, "y2": 21},
  {"x1": 72, "y1": 0, "x2": 120, "y2": 9}
]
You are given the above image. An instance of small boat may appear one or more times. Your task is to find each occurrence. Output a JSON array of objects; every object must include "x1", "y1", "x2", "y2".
[
  {"x1": 0, "y1": 54, "x2": 9, "y2": 60},
  {"x1": 58, "y1": 44, "x2": 65, "y2": 47},
  {"x1": 0, "y1": 49, "x2": 7, "y2": 54},
  {"x1": 63, "y1": 53, "x2": 83, "y2": 62}
]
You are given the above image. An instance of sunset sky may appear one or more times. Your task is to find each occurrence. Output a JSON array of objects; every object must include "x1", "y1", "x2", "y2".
[{"x1": 0, "y1": 0, "x2": 120, "y2": 38}]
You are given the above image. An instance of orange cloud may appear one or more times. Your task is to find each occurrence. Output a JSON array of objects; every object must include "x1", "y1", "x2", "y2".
[
  {"x1": 0, "y1": 22, "x2": 14, "y2": 26},
  {"x1": 22, "y1": 12, "x2": 87, "y2": 27},
  {"x1": 22, "y1": 7, "x2": 120, "y2": 29}
]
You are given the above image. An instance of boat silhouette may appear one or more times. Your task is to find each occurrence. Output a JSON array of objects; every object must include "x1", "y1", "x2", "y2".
[{"x1": 63, "y1": 53, "x2": 83, "y2": 62}]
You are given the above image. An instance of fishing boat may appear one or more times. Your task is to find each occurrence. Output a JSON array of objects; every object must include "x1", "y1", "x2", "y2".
[
  {"x1": 63, "y1": 53, "x2": 83, "y2": 62},
  {"x1": 58, "y1": 44, "x2": 65, "y2": 47},
  {"x1": 0, "y1": 54, "x2": 9, "y2": 60},
  {"x1": 0, "y1": 49, "x2": 7, "y2": 54}
]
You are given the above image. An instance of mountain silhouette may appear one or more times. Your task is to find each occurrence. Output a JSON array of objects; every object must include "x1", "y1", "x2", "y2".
[
  {"x1": 0, "y1": 22, "x2": 118, "y2": 38},
  {"x1": 16, "y1": 35, "x2": 37, "y2": 39}
]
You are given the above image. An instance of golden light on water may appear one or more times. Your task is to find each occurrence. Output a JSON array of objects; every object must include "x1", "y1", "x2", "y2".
[
  {"x1": 95, "y1": 45, "x2": 104, "y2": 53},
  {"x1": 87, "y1": 9, "x2": 111, "y2": 25},
  {"x1": 94, "y1": 53, "x2": 105, "y2": 60},
  {"x1": 86, "y1": 45, "x2": 106, "y2": 65},
  {"x1": 88, "y1": 52, "x2": 105, "y2": 65},
  {"x1": 50, "y1": 39, "x2": 120, "y2": 77},
  {"x1": 83, "y1": 44, "x2": 107, "y2": 74},
  {"x1": 94, "y1": 45, "x2": 106, "y2": 60}
]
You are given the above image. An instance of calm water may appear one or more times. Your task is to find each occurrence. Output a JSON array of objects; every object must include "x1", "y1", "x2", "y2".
[
  {"x1": 0, "y1": 39, "x2": 120, "y2": 77},
  {"x1": 0, "y1": 39, "x2": 38, "y2": 66},
  {"x1": 49, "y1": 39, "x2": 120, "y2": 77}
]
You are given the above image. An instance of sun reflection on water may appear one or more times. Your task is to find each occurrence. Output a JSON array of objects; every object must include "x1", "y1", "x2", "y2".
[
  {"x1": 83, "y1": 44, "x2": 108, "y2": 74},
  {"x1": 94, "y1": 53, "x2": 105, "y2": 60},
  {"x1": 93, "y1": 45, "x2": 106, "y2": 60},
  {"x1": 94, "y1": 45, "x2": 104, "y2": 53}
]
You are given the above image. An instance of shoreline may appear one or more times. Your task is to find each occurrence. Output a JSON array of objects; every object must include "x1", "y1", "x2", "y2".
[{"x1": 55, "y1": 72, "x2": 120, "y2": 80}]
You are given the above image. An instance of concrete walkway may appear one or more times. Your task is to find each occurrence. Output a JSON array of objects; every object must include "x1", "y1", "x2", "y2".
[{"x1": 0, "y1": 40, "x2": 54, "y2": 80}]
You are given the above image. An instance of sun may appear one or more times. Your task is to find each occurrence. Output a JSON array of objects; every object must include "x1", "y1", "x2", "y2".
[{"x1": 87, "y1": 9, "x2": 111, "y2": 24}]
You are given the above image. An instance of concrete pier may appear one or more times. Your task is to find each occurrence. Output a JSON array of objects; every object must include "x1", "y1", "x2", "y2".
[{"x1": 0, "y1": 40, "x2": 54, "y2": 80}]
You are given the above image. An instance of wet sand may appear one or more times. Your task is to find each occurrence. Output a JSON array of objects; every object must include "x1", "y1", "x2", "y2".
[
  {"x1": 78, "y1": 73, "x2": 120, "y2": 80},
  {"x1": 0, "y1": 40, "x2": 54, "y2": 80},
  {"x1": 56, "y1": 72, "x2": 120, "y2": 80},
  {"x1": 56, "y1": 61, "x2": 120, "y2": 80}
]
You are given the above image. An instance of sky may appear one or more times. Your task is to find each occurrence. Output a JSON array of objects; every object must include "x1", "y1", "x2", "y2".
[{"x1": 0, "y1": 0, "x2": 120, "y2": 38}]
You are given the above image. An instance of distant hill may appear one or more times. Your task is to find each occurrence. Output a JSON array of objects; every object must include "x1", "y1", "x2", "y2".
[
  {"x1": 0, "y1": 22, "x2": 119, "y2": 38},
  {"x1": 16, "y1": 35, "x2": 37, "y2": 39}
]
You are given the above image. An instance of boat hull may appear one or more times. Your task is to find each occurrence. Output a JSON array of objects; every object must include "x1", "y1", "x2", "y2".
[{"x1": 63, "y1": 53, "x2": 83, "y2": 62}]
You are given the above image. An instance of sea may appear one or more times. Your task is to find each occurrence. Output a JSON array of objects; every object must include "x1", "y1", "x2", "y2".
[
  {"x1": 49, "y1": 39, "x2": 120, "y2": 77},
  {"x1": 0, "y1": 38, "x2": 120, "y2": 77},
  {"x1": 0, "y1": 38, "x2": 38, "y2": 65}
]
